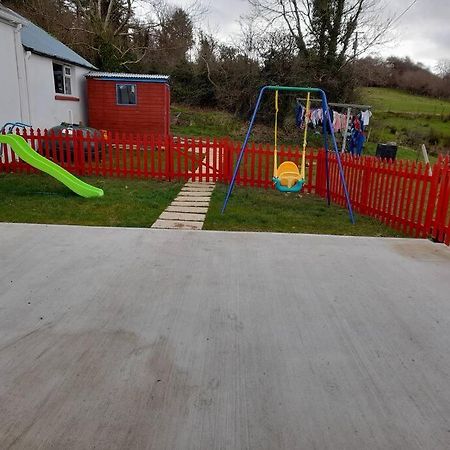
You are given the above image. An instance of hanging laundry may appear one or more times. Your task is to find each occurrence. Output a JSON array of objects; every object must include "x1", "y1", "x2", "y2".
[
  {"x1": 317, "y1": 108, "x2": 323, "y2": 122},
  {"x1": 340, "y1": 113, "x2": 347, "y2": 132},
  {"x1": 349, "y1": 128, "x2": 366, "y2": 156},
  {"x1": 333, "y1": 112, "x2": 341, "y2": 132},
  {"x1": 324, "y1": 108, "x2": 334, "y2": 134},
  {"x1": 361, "y1": 110, "x2": 373, "y2": 129},
  {"x1": 295, "y1": 104, "x2": 305, "y2": 127},
  {"x1": 355, "y1": 132, "x2": 366, "y2": 156},
  {"x1": 333, "y1": 112, "x2": 348, "y2": 133},
  {"x1": 352, "y1": 116, "x2": 362, "y2": 132},
  {"x1": 310, "y1": 109, "x2": 320, "y2": 127}
]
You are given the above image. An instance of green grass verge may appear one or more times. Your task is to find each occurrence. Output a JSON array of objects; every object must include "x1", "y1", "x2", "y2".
[
  {"x1": 204, "y1": 184, "x2": 405, "y2": 237},
  {"x1": 0, "y1": 173, "x2": 183, "y2": 227}
]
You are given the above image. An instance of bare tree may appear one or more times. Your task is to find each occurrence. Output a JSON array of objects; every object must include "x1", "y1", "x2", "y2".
[
  {"x1": 68, "y1": 0, "x2": 134, "y2": 36},
  {"x1": 436, "y1": 59, "x2": 450, "y2": 79},
  {"x1": 247, "y1": 0, "x2": 393, "y2": 67},
  {"x1": 60, "y1": 0, "x2": 149, "y2": 69}
]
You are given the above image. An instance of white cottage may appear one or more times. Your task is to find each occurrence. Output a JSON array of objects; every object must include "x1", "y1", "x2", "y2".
[{"x1": 0, "y1": 5, "x2": 95, "y2": 130}]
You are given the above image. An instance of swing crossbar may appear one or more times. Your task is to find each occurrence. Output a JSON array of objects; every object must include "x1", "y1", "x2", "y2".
[{"x1": 221, "y1": 85, "x2": 355, "y2": 225}]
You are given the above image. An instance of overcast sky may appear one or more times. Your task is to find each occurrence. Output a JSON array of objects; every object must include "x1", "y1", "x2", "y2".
[
  {"x1": 381, "y1": 0, "x2": 450, "y2": 69},
  {"x1": 163, "y1": 0, "x2": 450, "y2": 71}
]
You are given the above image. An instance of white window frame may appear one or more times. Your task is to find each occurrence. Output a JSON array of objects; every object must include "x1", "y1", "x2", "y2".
[
  {"x1": 53, "y1": 62, "x2": 73, "y2": 95},
  {"x1": 116, "y1": 83, "x2": 137, "y2": 106}
]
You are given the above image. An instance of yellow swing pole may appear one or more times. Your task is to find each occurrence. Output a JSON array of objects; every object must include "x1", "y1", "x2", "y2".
[
  {"x1": 300, "y1": 92, "x2": 311, "y2": 180},
  {"x1": 273, "y1": 90, "x2": 279, "y2": 179}
]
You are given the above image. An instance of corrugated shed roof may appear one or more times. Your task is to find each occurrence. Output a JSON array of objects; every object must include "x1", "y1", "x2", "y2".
[
  {"x1": 86, "y1": 72, "x2": 170, "y2": 82},
  {"x1": 0, "y1": 6, "x2": 95, "y2": 69}
]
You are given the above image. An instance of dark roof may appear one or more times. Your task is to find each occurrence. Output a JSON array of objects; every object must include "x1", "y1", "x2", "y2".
[
  {"x1": 86, "y1": 72, "x2": 170, "y2": 83},
  {"x1": 0, "y1": 6, "x2": 95, "y2": 69}
]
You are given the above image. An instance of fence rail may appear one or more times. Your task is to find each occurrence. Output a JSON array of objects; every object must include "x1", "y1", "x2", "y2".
[{"x1": 1, "y1": 129, "x2": 449, "y2": 245}]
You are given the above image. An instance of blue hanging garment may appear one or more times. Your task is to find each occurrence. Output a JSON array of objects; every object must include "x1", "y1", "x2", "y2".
[
  {"x1": 349, "y1": 129, "x2": 365, "y2": 156},
  {"x1": 324, "y1": 108, "x2": 334, "y2": 134},
  {"x1": 355, "y1": 131, "x2": 366, "y2": 156},
  {"x1": 295, "y1": 104, "x2": 305, "y2": 127}
]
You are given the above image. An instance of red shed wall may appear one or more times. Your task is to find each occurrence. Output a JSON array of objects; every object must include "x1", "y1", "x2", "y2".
[{"x1": 87, "y1": 79, "x2": 170, "y2": 135}]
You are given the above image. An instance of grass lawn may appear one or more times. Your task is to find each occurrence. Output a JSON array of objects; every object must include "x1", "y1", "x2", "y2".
[
  {"x1": 1, "y1": 172, "x2": 405, "y2": 238},
  {"x1": 0, "y1": 173, "x2": 183, "y2": 227},
  {"x1": 204, "y1": 184, "x2": 405, "y2": 237}
]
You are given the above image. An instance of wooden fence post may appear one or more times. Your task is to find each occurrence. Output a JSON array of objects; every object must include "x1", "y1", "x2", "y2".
[
  {"x1": 432, "y1": 160, "x2": 450, "y2": 242},
  {"x1": 165, "y1": 134, "x2": 172, "y2": 181},
  {"x1": 359, "y1": 157, "x2": 372, "y2": 215},
  {"x1": 224, "y1": 139, "x2": 231, "y2": 182},
  {"x1": 423, "y1": 159, "x2": 442, "y2": 238},
  {"x1": 313, "y1": 150, "x2": 321, "y2": 196}
]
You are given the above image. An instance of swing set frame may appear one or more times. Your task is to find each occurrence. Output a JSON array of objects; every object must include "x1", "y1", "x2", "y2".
[{"x1": 221, "y1": 85, "x2": 356, "y2": 224}]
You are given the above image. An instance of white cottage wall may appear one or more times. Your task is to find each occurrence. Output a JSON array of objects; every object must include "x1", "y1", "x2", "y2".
[{"x1": 25, "y1": 53, "x2": 89, "y2": 130}]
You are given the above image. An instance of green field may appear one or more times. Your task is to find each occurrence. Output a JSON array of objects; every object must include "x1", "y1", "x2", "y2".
[
  {"x1": 360, "y1": 87, "x2": 450, "y2": 115},
  {"x1": 359, "y1": 87, "x2": 450, "y2": 159}
]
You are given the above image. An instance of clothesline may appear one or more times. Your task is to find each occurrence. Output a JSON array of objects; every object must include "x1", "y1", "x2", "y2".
[
  {"x1": 295, "y1": 98, "x2": 372, "y2": 110},
  {"x1": 295, "y1": 102, "x2": 373, "y2": 156},
  {"x1": 295, "y1": 106, "x2": 372, "y2": 132}
]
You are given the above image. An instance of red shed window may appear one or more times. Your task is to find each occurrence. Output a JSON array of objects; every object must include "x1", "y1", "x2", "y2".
[{"x1": 116, "y1": 84, "x2": 137, "y2": 105}]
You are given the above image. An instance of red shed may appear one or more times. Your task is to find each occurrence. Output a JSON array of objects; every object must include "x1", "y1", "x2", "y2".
[{"x1": 86, "y1": 72, "x2": 170, "y2": 135}]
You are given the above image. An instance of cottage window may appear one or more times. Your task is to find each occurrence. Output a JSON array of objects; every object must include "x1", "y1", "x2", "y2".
[
  {"x1": 53, "y1": 63, "x2": 72, "y2": 95},
  {"x1": 116, "y1": 84, "x2": 137, "y2": 105}
]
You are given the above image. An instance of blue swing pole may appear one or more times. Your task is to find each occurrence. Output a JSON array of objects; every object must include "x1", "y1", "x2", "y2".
[
  {"x1": 320, "y1": 93, "x2": 355, "y2": 224},
  {"x1": 222, "y1": 85, "x2": 355, "y2": 224},
  {"x1": 222, "y1": 86, "x2": 267, "y2": 213},
  {"x1": 321, "y1": 106, "x2": 331, "y2": 206}
]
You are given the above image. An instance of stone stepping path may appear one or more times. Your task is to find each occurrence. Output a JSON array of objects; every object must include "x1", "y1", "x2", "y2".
[{"x1": 152, "y1": 181, "x2": 215, "y2": 230}]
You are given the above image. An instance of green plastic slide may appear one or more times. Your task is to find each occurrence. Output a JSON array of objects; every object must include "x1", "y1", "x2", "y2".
[{"x1": 0, "y1": 134, "x2": 103, "y2": 198}]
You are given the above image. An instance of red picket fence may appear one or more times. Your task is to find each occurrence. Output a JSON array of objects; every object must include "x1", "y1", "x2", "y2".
[
  {"x1": 0, "y1": 129, "x2": 319, "y2": 187},
  {"x1": 314, "y1": 152, "x2": 450, "y2": 245},
  {"x1": 1, "y1": 129, "x2": 449, "y2": 245}
]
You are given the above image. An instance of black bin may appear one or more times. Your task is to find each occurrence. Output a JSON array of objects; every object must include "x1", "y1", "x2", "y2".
[{"x1": 376, "y1": 143, "x2": 398, "y2": 160}]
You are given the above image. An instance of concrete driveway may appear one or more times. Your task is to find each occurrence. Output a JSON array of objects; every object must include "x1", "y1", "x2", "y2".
[{"x1": 0, "y1": 223, "x2": 449, "y2": 450}]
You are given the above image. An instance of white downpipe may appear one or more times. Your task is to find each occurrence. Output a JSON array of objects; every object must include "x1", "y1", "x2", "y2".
[
  {"x1": 23, "y1": 50, "x2": 32, "y2": 125},
  {"x1": 13, "y1": 23, "x2": 31, "y2": 125}
]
